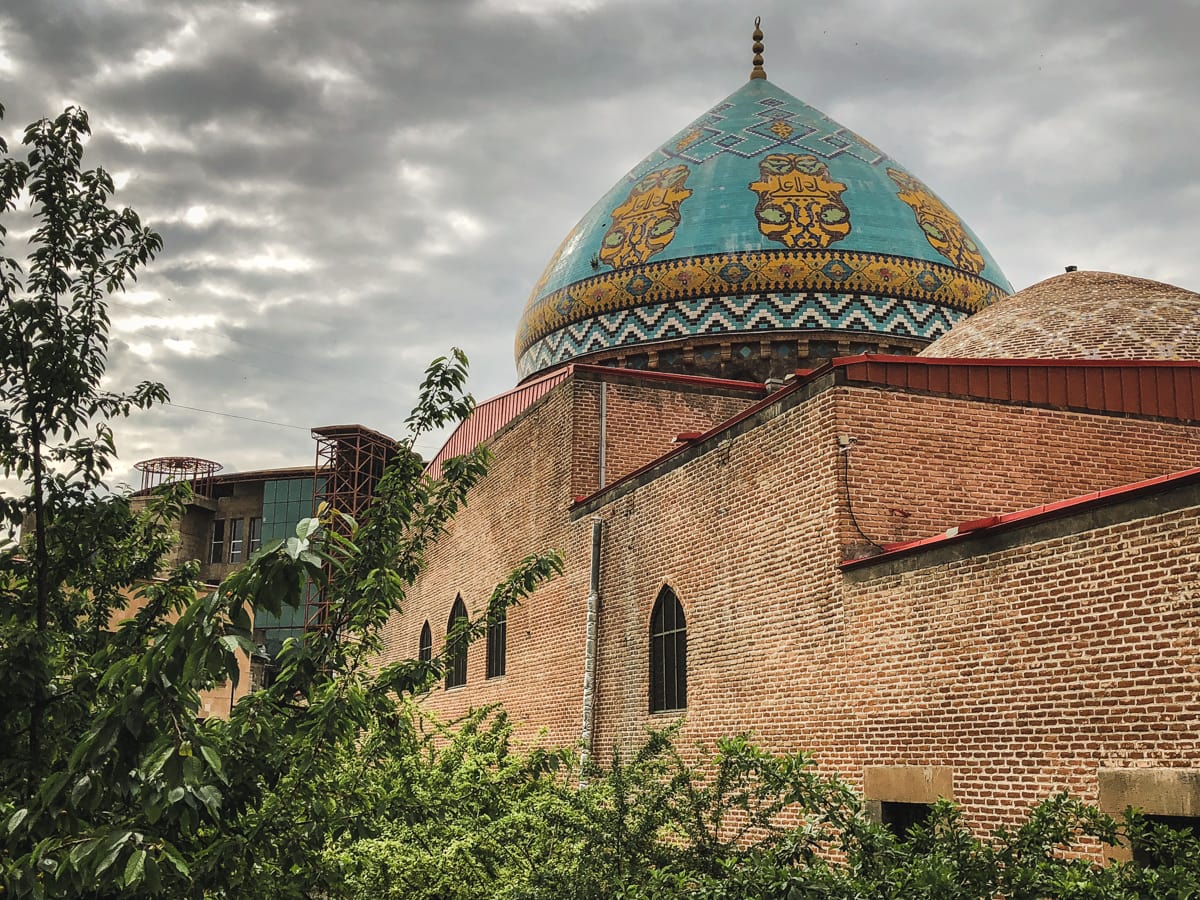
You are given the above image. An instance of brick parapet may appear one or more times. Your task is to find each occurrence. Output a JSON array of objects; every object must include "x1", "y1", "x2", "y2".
[
  {"x1": 382, "y1": 368, "x2": 1200, "y2": 840},
  {"x1": 831, "y1": 387, "x2": 1200, "y2": 553}
]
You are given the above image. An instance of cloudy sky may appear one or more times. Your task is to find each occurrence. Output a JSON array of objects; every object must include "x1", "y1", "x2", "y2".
[{"x1": 2, "y1": 0, "x2": 1198, "y2": 488}]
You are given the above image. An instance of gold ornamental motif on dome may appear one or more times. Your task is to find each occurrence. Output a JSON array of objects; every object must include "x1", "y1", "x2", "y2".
[
  {"x1": 749, "y1": 154, "x2": 851, "y2": 249},
  {"x1": 598, "y1": 165, "x2": 693, "y2": 270},
  {"x1": 527, "y1": 224, "x2": 579, "y2": 310},
  {"x1": 887, "y1": 168, "x2": 985, "y2": 275},
  {"x1": 515, "y1": 248, "x2": 1008, "y2": 356}
]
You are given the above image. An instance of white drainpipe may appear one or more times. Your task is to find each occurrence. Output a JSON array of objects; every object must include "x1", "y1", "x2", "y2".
[
  {"x1": 579, "y1": 515, "x2": 603, "y2": 786},
  {"x1": 598, "y1": 381, "x2": 608, "y2": 488}
]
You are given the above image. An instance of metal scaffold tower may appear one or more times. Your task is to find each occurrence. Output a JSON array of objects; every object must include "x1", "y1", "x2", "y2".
[
  {"x1": 134, "y1": 456, "x2": 222, "y2": 498},
  {"x1": 307, "y1": 424, "x2": 397, "y2": 630}
]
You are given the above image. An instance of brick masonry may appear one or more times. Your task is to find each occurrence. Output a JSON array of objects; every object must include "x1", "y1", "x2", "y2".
[{"x1": 380, "y1": 366, "x2": 1200, "y2": 840}]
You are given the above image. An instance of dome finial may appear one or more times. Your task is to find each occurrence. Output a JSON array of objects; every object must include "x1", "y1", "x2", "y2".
[{"x1": 750, "y1": 16, "x2": 766, "y2": 80}]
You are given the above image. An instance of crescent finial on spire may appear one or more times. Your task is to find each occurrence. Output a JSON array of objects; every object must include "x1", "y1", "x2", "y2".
[{"x1": 750, "y1": 16, "x2": 766, "y2": 80}]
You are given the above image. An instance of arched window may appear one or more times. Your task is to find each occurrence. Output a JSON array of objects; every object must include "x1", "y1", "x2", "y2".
[
  {"x1": 446, "y1": 596, "x2": 468, "y2": 689},
  {"x1": 649, "y1": 586, "x2": 687, "y2": 712},
  {"x1": 418, "y1": 621, "x2": 432, "y2": 664},
  {"x1": 486, "y1": 604, "x2": 506, "y2": 679}
]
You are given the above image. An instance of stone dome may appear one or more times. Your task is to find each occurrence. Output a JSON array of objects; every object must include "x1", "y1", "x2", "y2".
[
  {"x1": 515, "y1": 75, "x2": 1012, "y2": 382},
  {"x1": 920, "y1": 270, "x2": 1200, "y2": 360}
]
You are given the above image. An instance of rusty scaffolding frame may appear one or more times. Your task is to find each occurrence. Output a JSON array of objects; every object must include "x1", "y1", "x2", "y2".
[
  {"x1": 307, "y1": 424, "x2": 397, "y2": 630},
  {"x1": 133, "y1": 456, "x2": 222, "y2": 498}
]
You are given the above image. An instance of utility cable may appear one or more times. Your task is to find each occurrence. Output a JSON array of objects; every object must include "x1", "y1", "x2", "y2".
[
  {"x1": 157, "y1": 401, "x2": 444, "y2": 455},
  {"x1": 163, "y1": 401, "x2": 310, "y2": 431},
  {"x1": 839, "y1": 440, "x2": 884, "y2": 553}
]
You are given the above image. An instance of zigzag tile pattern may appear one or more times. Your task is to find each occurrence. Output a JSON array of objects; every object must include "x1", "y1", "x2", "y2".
[
  {"x1": 516, "y1": 293, "x2": 967, "y2": 378},
  {"x1": 517, "y1": 248, "x2": 1005, "y2": 358}
]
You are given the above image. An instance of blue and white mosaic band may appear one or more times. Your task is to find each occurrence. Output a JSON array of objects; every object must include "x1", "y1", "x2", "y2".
[{"x1": 516, "y1": 292, "x2": 968, "y2": 378}]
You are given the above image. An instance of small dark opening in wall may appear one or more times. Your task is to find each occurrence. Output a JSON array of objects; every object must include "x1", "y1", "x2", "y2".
[
  {"x1": 1132, "y1": 814, "x2": 1200, "y2": 866},
  {"x1": 880, "y1": 801, "x2": 933, "y2": 840},
  {"x1": 808, "y1": 340, "x2": 839, "y2": 360}
]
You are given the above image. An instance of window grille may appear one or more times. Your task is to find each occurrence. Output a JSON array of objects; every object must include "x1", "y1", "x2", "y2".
[
  {"x1": 649, "y1": 586, "x2": 687, "y2": 712},
  {"x1": 486, "y1": 606, "x2": 506, "y2": 678},
  {"x1": 446, "y1": 596, "x2": 468, "y2": 689},
  {"x1": 418, "y1": 621, "x2": 432, "y2": 664}
]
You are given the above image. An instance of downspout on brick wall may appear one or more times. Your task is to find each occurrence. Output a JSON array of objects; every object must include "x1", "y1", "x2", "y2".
[
  {"x1": 579, "y1": 515, "x2": 603, "y2": 786},
  {"x1": 598, "y1": 382, "x2": 607, "y2": 488}
]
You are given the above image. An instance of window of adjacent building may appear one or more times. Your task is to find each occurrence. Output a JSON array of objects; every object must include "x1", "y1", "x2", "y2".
[
  {"x1": 650, "y1": 586, "x2": 687, "y2": 712},
  {"x1": 228, "y1": 518, "x2": 245, "y2": 563},
  {"x1": 209, "y1": 520, "x2": 226, "y2": 563},
  {"x1": 486, "y1": 606, "x2": 506, "y2": 679},
  {"x1": 248, "y1": 516, "x2": 262, "y2": 555},
  {"x1": 880, "y1": 801, "x2": 933, "y2": 841},
  {"x1": 446, "y1": 596, "x2": 468, "y2": 689},
  {"x1": 418, "y1": 621, "x2": 432, "y2": 664}
]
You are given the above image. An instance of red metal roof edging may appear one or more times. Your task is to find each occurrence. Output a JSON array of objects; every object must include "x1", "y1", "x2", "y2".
[
  {"x1": 427, "y1": 365, "x2": 767, "y2": 480},
  {"x1": 841, "y1": 466, "x2": 1200, "y2": 569},
  {"x1": 425, "y1": 366, "x2": 573, "y2": 478},
  {"x1": 571, "y1": 374, "x2": 812, "y2": 509},
  {"x1": 571, "y1": 364, "x2": 765, "y2": 393},
  {"x1": 831, "y1": 355, "x2": 1200, "y2": 423}
]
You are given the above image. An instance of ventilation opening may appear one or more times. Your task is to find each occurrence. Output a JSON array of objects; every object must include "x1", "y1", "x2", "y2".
[
  {"x1": 1132, "y1": 814, "x2": 1200, "y2": 866},
  {"x1": 880, "y1": 801, "x2": 933, "y2": 840}
]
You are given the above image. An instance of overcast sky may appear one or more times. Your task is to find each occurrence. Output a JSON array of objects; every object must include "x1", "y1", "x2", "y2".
[{"x1": 2, "y1": 0, "x2": 1198, "y2": 488}]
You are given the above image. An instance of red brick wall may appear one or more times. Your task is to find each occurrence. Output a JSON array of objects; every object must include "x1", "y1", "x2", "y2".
[
  {"x1": 840, "y1": 503, "x2": 1200, "y2": 836},
  {"x1": 380, "y1": 380, "x2": 591, "y2": 744},
  {"x1": 381, "y1": 372, "x2": 1200, "y2": 840},
  {"x1": 570, "y1": 373, "x2": 757, "y2": 499},
  {"x1": 382, "y1": 370, "x2": 756, "y2": 743},
  {"x1": 833, "y1": 388, "x2": 1200, "y2": 550}
]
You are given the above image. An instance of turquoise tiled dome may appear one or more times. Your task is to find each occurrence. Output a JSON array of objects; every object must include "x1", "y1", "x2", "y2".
[{"x1": 516, "y1": 77, "x2": 1012, "y2": 380}]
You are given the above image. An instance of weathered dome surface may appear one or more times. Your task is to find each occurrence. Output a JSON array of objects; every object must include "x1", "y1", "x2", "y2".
[
  {"x1": 920, "y1": 270, "x2": 1200, "y2": 360},
  {"x1": 516, "y1": 77, "x2": 1012, "y2": 380}
]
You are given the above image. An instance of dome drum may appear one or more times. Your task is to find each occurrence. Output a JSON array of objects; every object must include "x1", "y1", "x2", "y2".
[{"x1": 542, "y1": 329, "x2": 930, "y2": 383}]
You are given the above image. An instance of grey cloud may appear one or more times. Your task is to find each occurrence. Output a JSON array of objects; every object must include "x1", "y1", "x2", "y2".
[{"x1": 3, "y1": 0, "x2": 1198, "y2": 488}]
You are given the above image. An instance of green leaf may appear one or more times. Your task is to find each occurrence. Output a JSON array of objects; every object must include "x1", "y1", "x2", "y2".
[
  {"x1": 6, "y1": 807, "x2": 28, "y2": 835},
  {"x1": 123, "y1": 848, "x2": 146, "y2": 888},
  {"x1": 199, "y1": 744, "x2": 226, "y2": 782},
  {"x1": 143, "y1": 742, "x2": 174, "y2": 779},
  {"x1": 161, "y1": 842, "x2": 190, "y2": 877},
  {"x1": 295, "y1": 517, "x2": 321, "y2": 540},
  {"x1": 93, "y1": 829, "x2": 132, "y2": 876},
  {"x1": 70, "y1": 774, "x2": 92, "y2": 807}
]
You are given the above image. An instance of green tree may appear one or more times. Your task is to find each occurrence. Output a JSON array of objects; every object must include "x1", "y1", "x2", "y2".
[
  {"x1": 0, "y1": 102, "x2": 166, "y2": 799},
  {"x1": 0, "y1": 101, "x2": 562, "y2": 897}
]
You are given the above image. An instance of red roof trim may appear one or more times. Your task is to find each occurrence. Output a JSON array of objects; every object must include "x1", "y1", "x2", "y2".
[
  {"x1": 840, "y1": 355, "x2": 1200, "y2": 369},
  {"x1": 425, "y1": 366, "x2": 573, "y2": 478},
  {"x1": 841, "y1": 466, "x2": 1200, "y2": 569},
  {"x1": 571, "y1": 364, "x2": 765, "y2": 392},
  {"x1": 571, "y1": 375, "x2": 808, "y2": 508},
  {"x1": 427, "y1": 365, "x2": 766, "y2": 479}
]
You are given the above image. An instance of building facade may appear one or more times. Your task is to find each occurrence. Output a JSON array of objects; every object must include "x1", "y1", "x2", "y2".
[{"x1": 377, "y1": 39, "x2": 1200, "y2": 848}]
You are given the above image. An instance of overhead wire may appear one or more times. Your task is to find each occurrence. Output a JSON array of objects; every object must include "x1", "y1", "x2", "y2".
[
  {"x1": 156, "y1": 401, "x2": 445, "y2": 455},
  {"x1": 107, "y1": 300, "x2": 456, "y2": 456}
]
